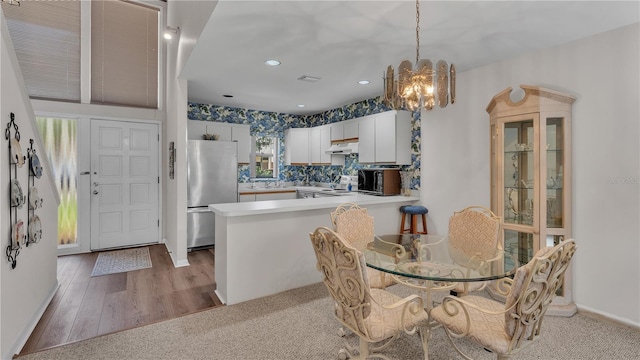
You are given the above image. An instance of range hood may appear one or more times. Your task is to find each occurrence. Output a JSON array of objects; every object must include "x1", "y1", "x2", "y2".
[{"x1": 326, "y1": 142, "x2": 359, "y2": 154}]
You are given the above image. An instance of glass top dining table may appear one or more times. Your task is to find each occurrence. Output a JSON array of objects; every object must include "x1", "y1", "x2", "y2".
[{"x1": 363, "y1": 234, "x2": 519, "y2": 283}]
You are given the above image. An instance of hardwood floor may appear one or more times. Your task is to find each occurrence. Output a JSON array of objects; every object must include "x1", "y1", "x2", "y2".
[{"x1": 19, "y1": 245, "x2": 223, "y2": 356}]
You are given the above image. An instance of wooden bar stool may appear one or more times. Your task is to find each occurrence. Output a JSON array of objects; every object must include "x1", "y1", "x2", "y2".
[{"x1": 399, "y1": 205, "x2": 428, "y2": 234}]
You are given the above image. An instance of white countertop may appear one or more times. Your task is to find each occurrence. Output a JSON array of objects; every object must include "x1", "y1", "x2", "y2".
[
  {"x1": 238, "y1": 186, "x2": 297, "y2": 194},
  {"x1": 209, "y1": 194, "x2": 419, "y2": 217},
  {"x1": 238, "y1": 184, "x2": 341, "y2": 194}
]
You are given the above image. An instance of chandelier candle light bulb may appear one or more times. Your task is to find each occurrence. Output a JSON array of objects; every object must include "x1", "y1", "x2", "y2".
[{"x1": 384, "y1": 0, "x2": 456, "y2": 111}]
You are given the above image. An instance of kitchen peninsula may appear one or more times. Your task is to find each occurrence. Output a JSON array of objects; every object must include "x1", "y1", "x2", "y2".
[{"x1": 209, "y1": 194, "x2": 419, "y2": 305}]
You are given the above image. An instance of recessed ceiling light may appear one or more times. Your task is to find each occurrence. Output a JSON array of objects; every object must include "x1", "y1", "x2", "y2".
[
  {"x1": 358, "y1": 80, "x2": 370, "y2": 85},
  {"x1": 223, "y1": 94, "x2": 233, "y2": 98},
  {"x1": 265, "y1": 59, "x2": 281, "y2": 66},
  {"x1": 297, "y1": 104, "x2": 306, "y2": 108}
]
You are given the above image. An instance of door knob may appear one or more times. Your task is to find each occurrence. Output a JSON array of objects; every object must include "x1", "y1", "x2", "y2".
[{"x1": 93, "y1": 190, "x2": 99, "y2": 195}]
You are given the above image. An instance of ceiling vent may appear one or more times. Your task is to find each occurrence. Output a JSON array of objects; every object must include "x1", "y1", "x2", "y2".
[{"x1": 297, "y1": 75, "x2": 321, "y2": 82}]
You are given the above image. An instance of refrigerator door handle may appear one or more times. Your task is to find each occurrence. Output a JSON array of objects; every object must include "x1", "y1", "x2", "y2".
[{"x1": 187, "y1": 207, "x2": 214, "y2": 213}]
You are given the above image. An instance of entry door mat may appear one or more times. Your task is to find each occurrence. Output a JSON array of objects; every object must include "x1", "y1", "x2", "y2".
[{"x1": 91, "y1": 247, "x2": 152, "y2": 277}]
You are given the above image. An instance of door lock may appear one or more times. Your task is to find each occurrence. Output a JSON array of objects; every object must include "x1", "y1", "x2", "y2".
[{"x1": 93, "y1": 190, "x2": 99, "y2": 195}]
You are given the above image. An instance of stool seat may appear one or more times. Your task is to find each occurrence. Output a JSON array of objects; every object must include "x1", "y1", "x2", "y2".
[
  {"x1": 401, "y1": 205, "x2": 428, "y2": 215},
  {"x1": 399, "y1": 205, "x2": 428, "y2": 234}
]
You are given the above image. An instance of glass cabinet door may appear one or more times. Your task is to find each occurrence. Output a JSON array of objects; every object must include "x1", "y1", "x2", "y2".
[
  {"x1": 502, "y1": 117, "x2": 537, "y2": 268},
  {"x1": 545, "y1": 118, "x2": 564, "y2": 246}
]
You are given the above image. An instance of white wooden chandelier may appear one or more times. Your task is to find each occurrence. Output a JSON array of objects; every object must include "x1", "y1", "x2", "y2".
[{"x1": 384, "y1": 0, "x2": 456, "y2": 111}]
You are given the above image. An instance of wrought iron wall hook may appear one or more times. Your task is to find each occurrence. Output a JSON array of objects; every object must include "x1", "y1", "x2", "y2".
[
  {"x1": 6, "y1": 246, "x2": 19, "y2": 269},
  {"x1": 5, "y1": 112, "x2": 20, "y2": 141},
  {"x1": 6, "y1": 112, "x2": 23, "y2": 267},
  {"x1": 25, "y1": 138, "x2": 43, "y2": 247}
]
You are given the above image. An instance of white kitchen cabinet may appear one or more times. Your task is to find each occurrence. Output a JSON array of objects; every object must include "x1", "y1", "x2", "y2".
[
  {"x1": 329, "y1": 118, "x2": 359, "y2": 143},
  {"x1": 255, "y1": 191, "x2": 297, "y2": 201},
  {"x1": 206, "y1": 123, "x2": 232, "y2": 141},
  {"x1": 187, "y1": 121, "x2": 207, "y2": 140},
  {"x1": 239, "y1": 191, "x2": 297, "y2": 202},
  {"x1": 239, "y1": 193, "x2": 256, "y2": 202},
  {"x1": 284, "y1": 128, "x2": 310, "y2": 165},
  {"x1": 343, "y1": 118, "x2": 359, "y2": 141},
  {"x1": 310, "y1": 124, "x2": 331, "y2": 165},
  {"x1": 187, "y1": 121, "x2": 251, "y2": 164},
  {"x1": 358, "y1": 115, "x2": 376, "y2": 163},
  {"x1": 358, "y1": 110, "x2": 411, "y2": 164},
  {"x1": 231, "y1": 125, "x2": 251, "y2": 164},
  {"x1": 330, "y1": 122, "x2": 344, "y2": 142}
]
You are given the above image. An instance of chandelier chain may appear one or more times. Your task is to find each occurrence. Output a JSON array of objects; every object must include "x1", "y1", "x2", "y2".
[{"x1": 415, "y1": 0, "x2": 420, "y2": 64}]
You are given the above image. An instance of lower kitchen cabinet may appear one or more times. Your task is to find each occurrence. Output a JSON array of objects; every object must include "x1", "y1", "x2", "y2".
[
  {"x1": 239, "y1": 190, "x2": 297, "y2": 202},
  {"x1": 256, "y1": 191, "x2": 297, "y2": 201},
  {"x1": 239, "y1": 194, "x2": 256, "y2": 202}
]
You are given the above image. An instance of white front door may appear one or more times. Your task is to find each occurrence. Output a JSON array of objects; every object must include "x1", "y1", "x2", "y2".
[{"x1": 90, "y1": 119, "x2": 159, "y2": 250}]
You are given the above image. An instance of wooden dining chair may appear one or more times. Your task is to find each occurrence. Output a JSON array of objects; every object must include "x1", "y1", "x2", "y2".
[
  {"x1": 309, "y1": 227, "x2": 430, "y2": 360},
  {"x1": 430, "y1": 240, "x2": 577, "y2": 360}
]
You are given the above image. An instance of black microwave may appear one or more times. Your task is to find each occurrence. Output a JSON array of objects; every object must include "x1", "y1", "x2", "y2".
[{"x1": 357, "y1": 168, "x2": 401, "y2": 196}]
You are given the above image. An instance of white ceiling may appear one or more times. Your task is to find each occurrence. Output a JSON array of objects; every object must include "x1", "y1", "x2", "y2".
[{"x1": 180, "y1": 1, "x2": 639, "y2": 115}]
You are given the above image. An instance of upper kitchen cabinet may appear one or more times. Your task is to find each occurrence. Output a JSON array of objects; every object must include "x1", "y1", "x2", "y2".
[
  {"x1": 487, "y1": 85, "x2": 575, "y2": 315},
  {"x1": 330, "y1": 118, "x2": 359, "y2": 143},
  {"x1": 187, "y1": 121, "x2": 251, "y2": 164},
  {"x1": 343, "y1": 119, "x2": 359, "y2": 141},
  {"x1": 310, "y1": 124, "x2": 331, "y2": 165},
  {"x1": 358, "y1": 110, "x2": 411, "y2": 164},
  {"x1": 231, "y1": 125, "x2": 250, "y2": 165},
  {"x1": 284, "y1": 128, "x2": 310, "y2": 165}
]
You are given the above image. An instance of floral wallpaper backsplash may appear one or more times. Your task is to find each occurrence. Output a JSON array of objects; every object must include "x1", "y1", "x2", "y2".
[{"x1": 187, "y1": 96, "x2": 421, "y2": 190}]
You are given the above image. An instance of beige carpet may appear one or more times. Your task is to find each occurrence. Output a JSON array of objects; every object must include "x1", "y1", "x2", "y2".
[
  {"x1": 90, "y1": 247, "x2": 152, "y2": 277},
  {"x1": 18, "y1": 282, "x2": 640, "y2": 360}
]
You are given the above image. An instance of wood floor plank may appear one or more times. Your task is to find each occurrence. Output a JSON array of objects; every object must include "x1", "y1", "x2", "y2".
[
  {"x1": 34, "y1": 254, "x2": 95, "y2": 349},
  {"x1": 97, "y1": 291, "x2": 128, "y2": 335},
  {"x1": 66, "y1": 275, "x2": 110, "y2": 343},
  {"x1": 20, "y1": 244, "x2": 223, "y2": 355},
  {"x1": 20, "y1": 255, "x2": 90, "y2": 353}
]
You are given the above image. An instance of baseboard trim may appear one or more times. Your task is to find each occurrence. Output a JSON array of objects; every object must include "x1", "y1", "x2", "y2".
[
  {"x1": 577, "y1": 305, "x2": 640, "y2": 330},
  {"x1": 214, "y1": 290, "x2": 227, "y2": 305},
  {"x1": 164, "y1": 242, "x2": 189, "y2": 268},
  {"x1": 9, "y1": 280, "x2": 60, "y2": 359}
]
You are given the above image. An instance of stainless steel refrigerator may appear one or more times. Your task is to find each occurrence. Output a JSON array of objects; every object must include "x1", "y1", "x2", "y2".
[{"x1": 187, "y1": 140, "x2": 238, "y2": 250}]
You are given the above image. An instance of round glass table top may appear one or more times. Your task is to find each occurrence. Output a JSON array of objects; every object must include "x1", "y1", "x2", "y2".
[{"x1": 363, "y1": 234, "x2": 519, "y2": 282}]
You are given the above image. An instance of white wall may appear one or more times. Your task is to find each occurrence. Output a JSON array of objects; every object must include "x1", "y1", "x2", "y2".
[
  {"x1": 422, "y1": 23, "x2": 639, "y2": 326},
  {"x1": 164, "y1": 1, "x2": 217, "y2": 266},
  {"x1": 0, "y1": 10, "x2": 60, "y2": 358}
]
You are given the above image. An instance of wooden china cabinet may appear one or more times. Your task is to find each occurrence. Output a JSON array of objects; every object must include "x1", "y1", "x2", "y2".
[{"x1": 487, "y1": 85, "x2": 576, "y2": 316}]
